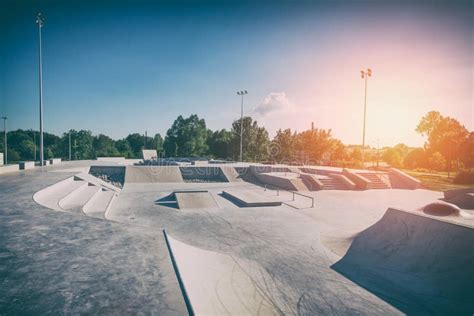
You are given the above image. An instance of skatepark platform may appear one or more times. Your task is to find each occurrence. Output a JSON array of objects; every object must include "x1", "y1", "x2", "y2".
[{"x1": 221, "y1": 189, "x2": 282, "y2": 207}]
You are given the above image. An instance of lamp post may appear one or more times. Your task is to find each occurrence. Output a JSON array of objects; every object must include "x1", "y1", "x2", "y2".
[
  {"x1": 69, "y1": 131, "x2": 72, "y2": 161},
  {"x1": 360, "y1": 68, "x2": 372, "y2": 165},
  {"x1": 36, "y1": 13, "x2": 45, "y2": 166},
  {"x1": 1, "y1": 117, "x2": 7, "y2": 164},
  {"x1": 236, "y1": 90, "x2": 248, "y2": 162}
]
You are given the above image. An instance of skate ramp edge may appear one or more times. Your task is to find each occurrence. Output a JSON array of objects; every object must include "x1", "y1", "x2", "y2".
[
  {"x1": 331, "y1": 207, "x2": 474, "y2": 315},
  {"x1": 124, "y1": 165, "x2": 184, "y2": 183},
  {"x1": 164, "y1": 232, "x2": 278, "y2": 315}
]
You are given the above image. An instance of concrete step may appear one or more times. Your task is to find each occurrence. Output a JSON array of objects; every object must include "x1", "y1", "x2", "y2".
[
  {"x1": 357, "y1": 173, "x2": 391, "y2": 189},
  {"x1": 33, "y1": 177, "x2": 87, "y2": 211},
  {"x1": 83, "y1": 189, "x2": 116, "y2": 219},
  {"x1": 59, "y1": 183, "x2": 101, "y2": 212}
]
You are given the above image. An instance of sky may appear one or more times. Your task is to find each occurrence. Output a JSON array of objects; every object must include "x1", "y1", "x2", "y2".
[{"x1": 1, "y1": 0, "x2": 472, "y2": 147}]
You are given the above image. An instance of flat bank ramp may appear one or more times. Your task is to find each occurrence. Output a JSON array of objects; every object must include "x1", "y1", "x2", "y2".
[
  {"x1": 222, "y1": 189, "x2": 282, "y2": 207},
  {"x1": 164, "y1": 233, "x2": 278, "y2": 315},
  {"x1": 220, "y1": 166, "x2": 243, "y2": 182},
  {"x1": 124, "y1": 166, "x2": 183, "y2": 183},
  {"x1": 174, "y1": 191, "x2": 217, "y2": 209},
  {"x1": 332, "y1": 208, "x2": 474, "y2": 315}
]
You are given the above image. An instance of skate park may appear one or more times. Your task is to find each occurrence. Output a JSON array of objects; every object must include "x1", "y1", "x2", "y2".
[{"x1": 0, "y1": 153, "x2": 473, "y2": 315}]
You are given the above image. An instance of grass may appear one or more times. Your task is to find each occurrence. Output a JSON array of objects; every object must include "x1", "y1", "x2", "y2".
[{"x1": 403, "y1": 169, "x2": 474, "y2": 192}]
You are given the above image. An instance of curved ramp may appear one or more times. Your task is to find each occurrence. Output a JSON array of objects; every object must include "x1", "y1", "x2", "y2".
[
  {"x1": 332, "y1": 208, "x2": 474, "y2": 315},
  {"x1": 125, "y1": 166, "x2": 183, "y2": 183}
]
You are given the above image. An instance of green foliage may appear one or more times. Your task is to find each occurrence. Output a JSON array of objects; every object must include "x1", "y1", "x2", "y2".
[
  {"x1": 207, "y1": 129, "x2": 232, "y2": 159},
  {"x1": 404, "y1": 148, "x2": 427, "y2": 169},
  {"x1": 428, "y1": 151, "x2": 446, "y2": 171},
  {"x1": 231, "y1": 117, "x2": 269, "y2": 161},
  {"x1": 416, "y1": 111, "x2": 469, "y2": 171},
  {"x1": 164, "y1": 114, "x2": 209, "y2": 157}
]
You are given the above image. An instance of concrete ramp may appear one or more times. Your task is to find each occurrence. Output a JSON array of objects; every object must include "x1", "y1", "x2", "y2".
[
  {"x1": 174, "y1": 190, "x2": 217, "y2": 210},
  {"x1": 220, "y1": 166, "x2": 243, "y2": 182},
  {"x1": 164, "y1": 232, "x2": 277, "y2": 315},
  {"x1": 332, "y1": 208, "x2": 474, "y2": 315},
  {"x1": 222, "y1": 189, "x2": 282, "y2": 207},
  {"x1": 125, "y1": 166, "x2": 183, "y2": 183}
]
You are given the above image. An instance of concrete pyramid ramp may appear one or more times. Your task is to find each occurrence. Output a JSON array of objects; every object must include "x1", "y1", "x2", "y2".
[
  {"x1": 174, "y1": 190, "x2": 217, "y2": 210},
  {"x1": 124, "y1": 165, "x2": 183, "y2": 183},
  {"x1": 220, "y1": 166, "x2": 243, "y2": 182},
  {"x1": 332, "y1": 208, "x2": 474, "y2": 315}
]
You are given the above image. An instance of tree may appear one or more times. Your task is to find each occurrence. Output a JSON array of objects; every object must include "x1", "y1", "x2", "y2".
[
  {"x1": 382, "y1": 148, "x2": 403, "y2": 168},
  {"x1": 163, "y1": 114, "x2": 209, "y2": 157},
  {"x1": 404, "y1": 148, "x2": 428, "y2": 169},
  {"x1": 272, "y1": 129, "x2": 295, "y2": 163},
  {"x1": 428, "y1": 151, "x2": 446, "y2": 171},
  {"x1": 154, "y1": 133, "x2": 164, "y2": 157},
  {"x1": 207, "y1": 129, "x2": 232, "y2": 159},
  {"x1": 231, "y1": 116, "x2": 269, "y2": 162},
  {"x1": 294, "y1": 128, "x2": 334, "y2": 164},
  {"x1": 416, "y1": 111, "x2": 469, "y2": 176},
  {"x1": 115, "y1": 139, "x2": 132, "y2": 158},
  {"x1": 126, "y1": 133, "x2": 146, "y2": 158},
  {"x1": 93, "y1": 134, "x2": 119, "y2": 157}
]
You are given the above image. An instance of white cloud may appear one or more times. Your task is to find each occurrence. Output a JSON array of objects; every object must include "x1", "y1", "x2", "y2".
[{"x1": 253, "y1": 92, "x2": 293, "y2": 116}]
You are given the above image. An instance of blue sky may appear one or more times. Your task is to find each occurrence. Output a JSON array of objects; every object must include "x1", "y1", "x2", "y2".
[{"x1": 1, "y1": 0, "x2": 472, "y2": 146}]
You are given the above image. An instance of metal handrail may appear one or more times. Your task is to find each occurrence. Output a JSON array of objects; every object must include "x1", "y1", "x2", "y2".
[{"x1": 263, "y1": 184, "x2": 314, "y2": 208}]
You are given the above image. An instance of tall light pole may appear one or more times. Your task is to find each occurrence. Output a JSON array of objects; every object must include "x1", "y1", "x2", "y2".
[
  {"x1": 360, "y1": 68, "x2": 372, "y2": 165},
  {"x1": 69, "y1": 131, "x2": 72, "y2": 161},
  {"x1": 1, "y1": 117, "x2": 7, "y2": 164},
  {"x1": 236, "y1": 90, "x2": 248, "y2": 162},
  {"x1": 36, "y1": 13, "x2": 45, "y2": 166}
]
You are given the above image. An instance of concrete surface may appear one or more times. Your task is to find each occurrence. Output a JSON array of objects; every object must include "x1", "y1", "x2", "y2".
[
  {"x1": 1, "y1": 160, "x2": 473, "y2": 315},
  {"x1": 0, "y1": 161, "x2": 187, "y2": 315}
]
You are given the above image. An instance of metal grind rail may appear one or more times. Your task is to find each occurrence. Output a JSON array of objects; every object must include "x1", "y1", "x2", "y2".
[{"x1": 263, "y1": 184, "x2": 315, "y2": 209}]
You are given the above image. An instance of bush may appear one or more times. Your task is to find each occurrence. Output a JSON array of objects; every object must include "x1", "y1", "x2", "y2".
[{"x1": 453, "y1": 170, "x2": 474, "y2": 184}]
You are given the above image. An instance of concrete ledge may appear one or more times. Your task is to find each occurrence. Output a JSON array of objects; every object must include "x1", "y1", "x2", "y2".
[
  {"x1": 97, "y1": 157, "x2": 126, "y2": 162},
  {"x1": 300, "y1": 173, "x2": 324, "y2": 190},
  {"x1": 342, "y1": 169, "x2": 371, "y2": 189},
  {"x1": 50, "y1": 158, "x2": 62, "y2": 165},
  {"x1": 19, "y1": 161, "x2": 35, "y2": 170},
  {"x1": 0, "y1": 164, "x2": 20, "y2": 174},
  {"x1": 222, "y1": 189, "x2": 282, "y2": 207},
  {"x1": 329, "y1": 173, "x2": 356, "y2": 189}
]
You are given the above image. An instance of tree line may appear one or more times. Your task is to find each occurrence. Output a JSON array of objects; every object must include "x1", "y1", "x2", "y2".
[{"x1": 1, "y1": 111, "x2": 472, "y2": 174}]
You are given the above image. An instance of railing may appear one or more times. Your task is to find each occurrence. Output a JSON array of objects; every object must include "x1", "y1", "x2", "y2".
[{"x1": 264, "y1": 184, "x2": 314, "y2": 208}]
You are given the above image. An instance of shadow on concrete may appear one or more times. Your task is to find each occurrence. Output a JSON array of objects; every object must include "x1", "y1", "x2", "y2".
[
  {"x1": 331, "y1": 208, "x2": 474, "y2": 315},
  {"x1": 155, "y1": 194, "x2": 179, "y2": 209}
]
